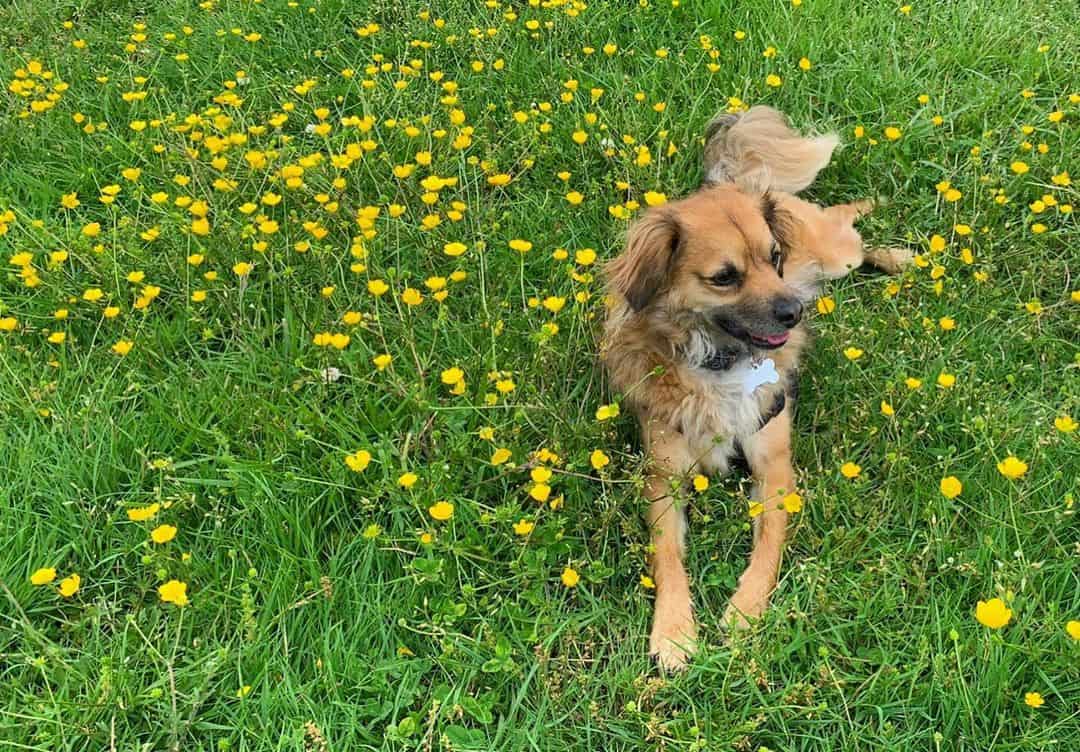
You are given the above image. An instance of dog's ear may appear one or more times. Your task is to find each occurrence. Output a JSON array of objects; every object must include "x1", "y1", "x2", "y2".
[{"x1": 606, "y1": 210, "x2": 681, "y2": 312}]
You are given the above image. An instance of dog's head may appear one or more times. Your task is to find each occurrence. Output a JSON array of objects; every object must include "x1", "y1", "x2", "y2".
[{"x1": 607, "y1": 185, "x2": 815, "y2": 351}]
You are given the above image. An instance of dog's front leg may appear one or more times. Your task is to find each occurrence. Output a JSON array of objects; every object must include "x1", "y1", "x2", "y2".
[
  {"x1": 724, "y1": 406, "x2": 795, "y2": 629},
  {"x1": 643, "y1": 419, "x2": 696, "y2": 671}
]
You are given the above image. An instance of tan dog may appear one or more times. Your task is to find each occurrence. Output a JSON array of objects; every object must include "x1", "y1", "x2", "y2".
[{"x1": 601, "y1": 107, "x2": 910, "y2": 671}]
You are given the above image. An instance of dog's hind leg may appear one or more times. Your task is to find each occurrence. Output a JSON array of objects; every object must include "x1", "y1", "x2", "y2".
[{"x1": 643, "y1": 419, "x2": 697, "y2": 672}]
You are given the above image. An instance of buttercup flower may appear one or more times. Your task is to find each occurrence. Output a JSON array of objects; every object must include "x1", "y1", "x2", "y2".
[
  {"x1": 975, "y1": 598, "x2": 1012, "y2": 629},
  {"x1": 429, "y1": 500, "x2": 454, "y2": 521},
  {"x1": 840, "y1": 462, "x2": 862, "y2": 479},
  {"x1": 561, "y1": 567, "x2": 580, "y2": 587},
  {"x1": 158, "y1": 579, "x2": 189, "y2": 606},
  {"x1": 996, "y1": 456, "x2": 1028, "y2": 480},
  {"x1": 151, "y1": 524, "x2": 177, "y2": 544},
  {"x1": 58, "y1": 573, "x2": 81, "y2": 597},
  {"x1": 30, "y1": 567, "x2": 57, "y2": 585}
]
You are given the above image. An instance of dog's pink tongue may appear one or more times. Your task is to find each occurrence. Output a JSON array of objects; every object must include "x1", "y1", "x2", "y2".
[{"x1": 762, "y1": 332, "x2": 789, "y2": 346}]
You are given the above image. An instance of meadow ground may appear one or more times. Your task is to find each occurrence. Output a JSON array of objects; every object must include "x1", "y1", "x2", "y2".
[{"x1": 1, "y1": 0, "x2": 1078, "y2": 749}]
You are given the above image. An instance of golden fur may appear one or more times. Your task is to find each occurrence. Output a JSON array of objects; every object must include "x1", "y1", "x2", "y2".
[{"x1": 601, "y1": 107, "x2": 910, "y2": 671}]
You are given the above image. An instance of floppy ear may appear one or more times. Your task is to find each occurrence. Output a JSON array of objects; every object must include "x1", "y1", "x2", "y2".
[{"x1": 606, "y1": 210, "x2": 681, "y2": 312}]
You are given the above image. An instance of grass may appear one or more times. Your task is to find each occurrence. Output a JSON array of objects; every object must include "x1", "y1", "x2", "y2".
[{"x1": 0, "y1": 0, "x2": 1078, "y2": 749}]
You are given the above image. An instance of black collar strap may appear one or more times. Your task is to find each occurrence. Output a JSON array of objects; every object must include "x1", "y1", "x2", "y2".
[{"x1": 700, "y1": 346, "x2": 744, "y2": 371}]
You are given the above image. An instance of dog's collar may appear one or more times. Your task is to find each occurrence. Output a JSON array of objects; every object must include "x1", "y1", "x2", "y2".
[{"x1": 700, "y1": 346, "x2": 744, "y2": 372}]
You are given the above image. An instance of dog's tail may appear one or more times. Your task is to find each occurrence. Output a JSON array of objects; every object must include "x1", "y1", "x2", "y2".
[{"x1": 702, "y1": 106, "x2": 839, "y2": 193}]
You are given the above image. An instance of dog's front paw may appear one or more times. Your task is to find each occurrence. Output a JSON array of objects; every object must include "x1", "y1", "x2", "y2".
[
  {"x1": 865, "y1": 246, "x2": 914, "y2": 275},
  {"x1": 722, "y1": 584, "x2": 770, "y2": 632},
  {"x1": 649, "y1": 602, "x2": 697, "y2": 672}
]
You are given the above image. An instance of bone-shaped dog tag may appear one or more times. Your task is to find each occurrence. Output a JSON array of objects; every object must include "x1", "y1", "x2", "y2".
[{"x1": 742, "y1": 358, "x2": 779, "y2": 395}]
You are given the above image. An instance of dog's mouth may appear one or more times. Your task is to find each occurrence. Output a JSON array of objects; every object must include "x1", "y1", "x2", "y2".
[
  {"x1": 748, "y1": 332, "x2": 789, "y2": 349},
  {"x1": 711, "y1": 316, "x2": 791, "y2": 350}
]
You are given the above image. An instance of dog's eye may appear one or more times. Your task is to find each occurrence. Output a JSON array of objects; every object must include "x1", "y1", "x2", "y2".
[
  {"x1": 708, "y1": 266, "x2": 740, "y2": 287},
  {"x1": 770, "y1": 245, "x2": 784, "y2": 276}
]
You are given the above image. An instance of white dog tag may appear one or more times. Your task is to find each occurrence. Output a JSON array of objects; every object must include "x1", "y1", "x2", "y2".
[{"x1": 741, "y1": 358, "x2": 779, "y2": 395}]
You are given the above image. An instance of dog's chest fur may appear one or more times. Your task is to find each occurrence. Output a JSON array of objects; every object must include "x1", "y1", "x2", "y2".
[{"x1": 667, "y1": 361, "x2": 789, "y2": 474}]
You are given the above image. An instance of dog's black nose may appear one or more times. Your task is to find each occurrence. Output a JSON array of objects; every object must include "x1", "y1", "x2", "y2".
[{"x1": 772, "y1": 296, "x2": 803, "y2": 328}]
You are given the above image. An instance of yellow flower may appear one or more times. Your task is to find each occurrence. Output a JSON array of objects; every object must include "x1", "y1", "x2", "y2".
[
  {"x1": 564, "y1": 191, "x2": 584, "y2": 205},
  {"x1": 765, "y1": 74, "x2": 782, "y2": 88},
  {"x1": 233, "y1": 261, "x2": 253, "y2": 276},
  {"x1": 781, "y1": 492, "x2": 803, "y2": 513},
  {"x1": 936, "y1": 372, "x2": 956, "y2": 388},
  {"x1": 529, "y1": 483, "x2": 551, "y2": 503},
  {"x1": 150, "y1": 524, "x2": 177, "y2": 544},
  {"x1": 975, "y1": 597, "x2": 1012, "y2": 629},
  {"x1": 884, "y1": 126, "x2": 902, "y2": 141},
  {"x1": 345, "y1": 449, "x2": 372, "y2": 472},
  {"x1": 443, "y1": 242, "x2": 467, "y2": 257},
  {"x1": 881, "y1": 401, "x2": 895, "y2": 416},
  {"x1": 82, "y1": 222, "x2": 101, "y2": 237},
  {"x1": 30, "y1": 567, "x2": 57, "y2": 585},
  {"x1": 441, "y1": 367, "x2": 464, "y2": 385},
  {"x1": 595, "y1": 403, "x2": 620, "y2": 421},
  {"x1": 561, "y1": 567, "x2": 580, "y2": 587},
  {"x1": 127, "y1": 503, "x2": 160, "y2": 522},
  {"x1": 401, "y1": 287, "x2": 423, "y2": 306},
  {"x1": 1053, "y1": 415, "x2": 1076, "y2": 433},
  {"x1": 590, "y1": 450, "x2": 610, "y2": 470},
  {"x1": 816, "y1": 296, "x2": 836, "y2": 314},
  {"x1": 798, "y1": 57, "x2": 811, "y2": 71},
  {"x1": 643, "y1": 191, "x2": 667, "y2": 206},
  {"x1": 748, "y1": 501, "x2": 765, "y2": 518},
  {"x1": 61, "y1": 192, "x2": 80, "y2": 209},
  {"x1": 1024, "y1": 692, "x2": 1045, "y2": 708},
  {"x1": 939, "y1": 476, "x2": 962, "y2": 499},
  {"x1": 1010, "y1": 161, "x2": 1029, "y2": 174},
  {"x1": 542, "y1": 296, "x2": 566, "y2": 313},
  {"x1": 58, "y1": 573, "x2": 81, "y2": 597},
  {"x1": 531, "y1": 467, "x2": 553, "y2": 485},
  {"x1": 840, "y1": 462, "x2": 862, "y2": 479},
  {"x1": 487, "y1": 173, "x2": 511, "y2": 186},
  {"x1": 373, "y1": 354, "x2": 392, "y2": 370},
  {"x1": 112, "y1": 340, "x2": 134, "y2": 356},
  {"x1": 905, "y1": 378, "x2": 922, "y2": 390},
  {"x1": 575, "y1": 248, "x2": 597, "y2": 265},
  {"x1": 996, "y1": 456, "x2": 1028, "y2": 480},
  {"x1": 491, "y1": 447, "x2": 512, "y2": 465},
  {"x1": 1066, "y1": 621, "x2": 1080, "y2": 640},
  {"x1": 362, "y1": 524, "x2": 381, "y2": 539},
  {"x1": 508, "y1": 238, "x2": 533, "y2": 253},
  {"x1": 692, "y1": 474, "x2": 709, "y2": 492},
  {"x1": 428, "y1": 500, "x2": 454, "y2": 521},
  {"x1": 513, "y1": 519, "x2": 535, "y2": 536},
  {"x1": 158, "y1": 579, "x2": 189, "y2": 606},
  {"x1": 367, "y1": 279, "x2": 389, "y2": 296},
  {"x1": 398, "y1": 472, "x2": 418, "y2": 489},
  {"x1": 640, "y1": 575, "x2": 655, "y2": 589},
  {"x1": 843, "y1": 347, "x2": 864, "y2": 361}
]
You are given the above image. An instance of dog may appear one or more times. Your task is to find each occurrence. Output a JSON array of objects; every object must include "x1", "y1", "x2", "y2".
[{"x1": 601, "y1": 106, "x2": 911, "y2": 671}]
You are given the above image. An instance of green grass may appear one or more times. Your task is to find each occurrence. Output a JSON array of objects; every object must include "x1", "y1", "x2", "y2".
[{"x1": 1, "y1": 0, "x2": 1078, "y2": 749}]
